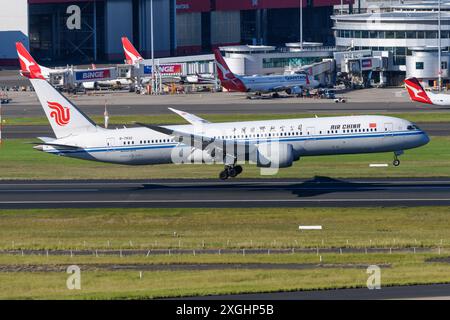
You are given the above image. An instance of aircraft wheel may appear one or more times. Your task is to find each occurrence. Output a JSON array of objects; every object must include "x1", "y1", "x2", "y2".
[
  {"x1": 393, "y1": 159, "x2": 400, "y2": 167},
  {"x1": 219, "y1": 170, "x2": 229, "y2": 180},
  {"x1": 235, "y1": 165, "x2": 243, "y2": 175},
  {"x1": 228, "y1": 167, "x2": 238, "y2": 178}
]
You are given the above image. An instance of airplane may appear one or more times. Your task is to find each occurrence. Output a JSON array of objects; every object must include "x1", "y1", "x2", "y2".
[
  {"x1": 15, "y1": 42, "x2": 129, "y2": 91},
  {"x1": 404, "y1": 77, "x2": 450, "y2": 106},
  {"x1": 22, "y1": 54, "x2": 429, "y2": 180},
  {"x1": 213, "y1": 49, "x2": 320, "y2": 98},
  {"x1": 122, "y1": 36, "x2": 211, "y2": 86},
  {"x1": 16, "y1": 42, "x2": 58, "y2": 80}
]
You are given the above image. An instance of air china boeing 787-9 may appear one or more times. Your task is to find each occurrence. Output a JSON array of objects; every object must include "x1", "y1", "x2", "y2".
[{"x1": 18, "y1": 43, "x2": 429, "y2": 180}]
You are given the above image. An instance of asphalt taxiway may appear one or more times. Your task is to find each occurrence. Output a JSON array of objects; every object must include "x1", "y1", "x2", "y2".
[
  {"x1": 1, "y1": 178, "x2": 450, "y2": 209},
  {"x1": 185, "y1": 283, "x2": 450, "y2": 300}
]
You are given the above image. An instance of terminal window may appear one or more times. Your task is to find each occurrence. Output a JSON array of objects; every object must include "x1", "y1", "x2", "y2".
[{"x1": 416, "y1": 62, "x2": 424, "y2": 70}]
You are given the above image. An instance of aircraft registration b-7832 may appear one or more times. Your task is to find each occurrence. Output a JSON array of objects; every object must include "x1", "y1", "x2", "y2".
[{"x1": 18, "y1": 43, "x2": 429, "y2": 180}]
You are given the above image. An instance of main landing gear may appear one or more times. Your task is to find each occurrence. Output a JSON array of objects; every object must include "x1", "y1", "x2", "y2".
[
  {"x1": 219, "y1": 165, "x2": 243, "y2": 180},
  {"x1": 393, "y1": 150, "x2": 403, "y2": 167}
]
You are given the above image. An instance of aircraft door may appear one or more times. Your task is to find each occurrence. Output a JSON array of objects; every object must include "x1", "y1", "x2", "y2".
[
  {"x1": 306, "y1": 127, "x2": 315, "y2": 136},
  {"x1": 106, "y1": 138, "x2": 115, "y2": 151},
  {"x1": 384, "y1": 123, "x2": 393, "y2": 136}
]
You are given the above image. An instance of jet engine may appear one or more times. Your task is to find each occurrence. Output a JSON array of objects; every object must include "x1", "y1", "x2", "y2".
[
  {"x1": 285, "y1": 86, "x2": 302, "y2": 95},
  {"x1": 255, "y1": 143, "x2": 295, "y2": 168}
]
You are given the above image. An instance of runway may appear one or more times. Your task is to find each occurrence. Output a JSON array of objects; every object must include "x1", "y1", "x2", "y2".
[
  {"x1": 2, "y1": 122, "x2": 449, "y2": 139},
  {"x1": 185, "y1": 283, "x2": 450, "y2": 300},
  {"x1": 1, "y1": 178, "x2": 450, "y2": 209}
]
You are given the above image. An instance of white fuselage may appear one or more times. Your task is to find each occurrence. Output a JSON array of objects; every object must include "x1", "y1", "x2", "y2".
[
  {"x1": 241, "y1": 74, "x2": 319, "y2": 93},
  {"x1": 40, "y1": 115, "x2": 429, "y2": 166},
  {"x1": 428, "y1": 91, "x2": 450, "y2": 106}
]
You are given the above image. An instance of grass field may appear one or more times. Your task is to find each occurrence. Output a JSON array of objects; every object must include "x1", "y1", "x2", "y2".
[
  {"x1": 0, "y1": 253, "x2": 449, "y2": 299},
  {"x1": 1, "y1": 207, "x2": 450, "y2": 299},
  {"x1": 4, "y1": 112, "x2": 450, "y2": 126},
  {"x1": 0, "y1": 136, "x2": 448, "y2": 179},
  {"x1": 1, "y1": 207, "x2": 449, "y2": 250}
]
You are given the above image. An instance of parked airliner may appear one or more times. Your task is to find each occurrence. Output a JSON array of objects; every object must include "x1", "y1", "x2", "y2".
[
  {"x1": 20, "y1": 50, "x2": 429, "y2": 180},
  {"x1": 405, "y1": 77, "x2": 450, "y2": 106},
  {"x1": 214, "y1": 49, "x2": 319, "y2": 97},
  {"x1": 15, "y1": 42, "x2": 129, "y2": 90}
]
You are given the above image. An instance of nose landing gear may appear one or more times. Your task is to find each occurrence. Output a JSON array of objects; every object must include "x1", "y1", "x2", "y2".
[
  {"x1": 393, "y1": 150, "x2": 403, "y2": 167},
  {"x1": 219, "y1": 165, "x2": 243, "y2": 180}
]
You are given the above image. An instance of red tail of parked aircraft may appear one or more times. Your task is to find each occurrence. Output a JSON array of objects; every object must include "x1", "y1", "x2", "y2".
[
  {"x1": 213, "y1": 49, "x2": 247, "y2": 92},
  {"x1": 121, "y1": 36, "x2": 143, "y2": 65}
]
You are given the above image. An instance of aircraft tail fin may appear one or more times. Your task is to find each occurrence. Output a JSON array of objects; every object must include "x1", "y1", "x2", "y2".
[
  {"x1": 29, "y1": 78, "x2": 98, "y2": 138},
  {"x1": 213, "y1": 49, "x2": 246, "y2": 92},
  {"x1": 15, "y1": 42, "x2": 50, "y2": 79},
  {"x1": 404, "y1": 77, "x2": 432, "y2": 104},
  {"x1": 121, "y1": 36, "x2": 143, "y2": 64}
]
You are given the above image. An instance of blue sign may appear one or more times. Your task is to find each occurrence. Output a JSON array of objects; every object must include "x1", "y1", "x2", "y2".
[
  {"x1": 75, "y1": 69, "x2": 111, "y2": 81},
  {"x1": 144, "y1": 65, "x2": 152, "y2": 74}
]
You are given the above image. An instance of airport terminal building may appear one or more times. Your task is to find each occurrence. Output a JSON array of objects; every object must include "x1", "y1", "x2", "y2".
[
  {"x1": 0, "y1": 0, "x2": 349, "y2": 66},
  {"x1": 332, "y1": 1, "x2": 450, "y2": 86}
]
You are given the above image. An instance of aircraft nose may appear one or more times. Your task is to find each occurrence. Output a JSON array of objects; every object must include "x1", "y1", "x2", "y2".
[{"x1": 419, "y1": 131, "x2": 430, "y2": 147}]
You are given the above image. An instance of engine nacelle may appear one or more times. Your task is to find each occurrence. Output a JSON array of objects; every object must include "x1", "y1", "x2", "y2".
[
  {"x1": 286, "y1": 86, "x2": 302, "y2": 95},
  {"x1": 255, "y1": 143, "x2": 295, "y2": 168}
]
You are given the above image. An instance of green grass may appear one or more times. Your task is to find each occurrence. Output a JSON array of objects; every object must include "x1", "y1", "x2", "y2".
[
  {"x1": 4, "y1": 112, "x2": 450, "y2": 126},
  {"x1": 1, "y1": 207, "x2": 449, "y2": 250},
  {"x1": 1, "y1": 207, "x2": 450, "y2": 299},
  {"x1": 0, "y1": 253, "x2": 450, "y2": 299},
  {"x1": 0, "y1": 136, "x2": 448, "y2": 179}
]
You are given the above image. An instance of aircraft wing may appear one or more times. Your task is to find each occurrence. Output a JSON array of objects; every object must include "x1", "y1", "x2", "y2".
[
  {"x1": 136, "y1": 123, "x2": 256, "y2": 163},
  {"x1": 168, "y1": 107, "x2": 211, "y2": 125}
]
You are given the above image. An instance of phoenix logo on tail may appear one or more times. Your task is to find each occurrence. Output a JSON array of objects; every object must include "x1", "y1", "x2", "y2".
[
  {"x1": 121, "y1": 36, "x2": 143, "y2": 65},
  {"x1": 404, "y1": 77, "x2": 432, "y2": 104},
  {"x1": 48, "y1": 101, "x2": 71, "y2": 126}
]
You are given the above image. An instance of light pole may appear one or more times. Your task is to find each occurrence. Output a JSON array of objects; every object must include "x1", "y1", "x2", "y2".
[
  {"x1": 299, "y1": 0, "x2": 303, "y2": 50},
  {"x1": 151, "y1": 0, "x2": 155, "y2": 94},
  {"x1": 438, "y1": 0, "x2": 442, "y2": 91}
]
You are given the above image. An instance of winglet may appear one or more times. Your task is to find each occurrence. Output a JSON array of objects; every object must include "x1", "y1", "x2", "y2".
[{"x1": 168, "y1": 107, "x2": 211, "y2": 125}]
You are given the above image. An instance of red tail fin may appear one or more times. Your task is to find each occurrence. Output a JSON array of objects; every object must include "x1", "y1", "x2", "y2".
[
  {"x1": 15, "y1": 42, "x2": 45, "y2": 80},
  {"x1": 121, "y1": 36, "x2": 143, "y2": 64},
  {"x1": 404, "y1": 77, "x2": 432, "y2": 104},
  {"x1": 213, "y1": 49, "x2": 246, "y2": 92}
]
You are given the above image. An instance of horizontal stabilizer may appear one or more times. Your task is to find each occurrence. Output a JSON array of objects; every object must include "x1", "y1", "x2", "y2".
[
  {"x1": 36, "y1": 136, "x2": 56, "y2": 143},
  {"x1": 30, "y1": 142, "x2": 83, "y2": 150}
]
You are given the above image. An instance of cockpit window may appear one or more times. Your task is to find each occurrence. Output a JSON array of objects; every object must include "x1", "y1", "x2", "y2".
[{"x1": 407, "y1": 124, "x2": 421, "y2": 131}]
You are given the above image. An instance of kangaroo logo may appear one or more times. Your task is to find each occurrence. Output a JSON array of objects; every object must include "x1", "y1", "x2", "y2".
[{"x1": 47, "y1": 101, "x2": 70, "y2": 126}]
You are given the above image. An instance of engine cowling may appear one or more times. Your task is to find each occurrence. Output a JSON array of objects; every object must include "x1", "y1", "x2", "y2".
[
  {"x1": 285, "y1": 86, "x2": 302, "y2": 95},
  {"x1": 255, "y1": 143, "x2": 295, "y2": 168}
]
